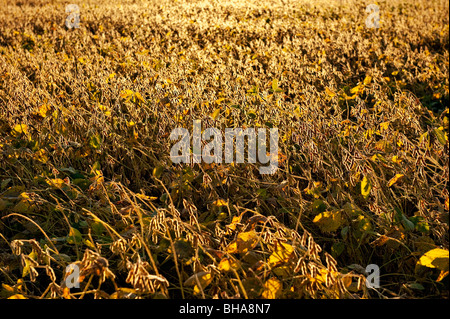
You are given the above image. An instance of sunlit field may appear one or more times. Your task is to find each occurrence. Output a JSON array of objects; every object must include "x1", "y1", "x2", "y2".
[{"x1": 0, "y1": 0, "x2": 448, "y2": 299}]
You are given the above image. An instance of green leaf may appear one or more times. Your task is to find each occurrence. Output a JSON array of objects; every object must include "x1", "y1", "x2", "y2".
[
  {"x1": 247, "y1": 86, "x2": 258, "y2": 95},
  {"x1": 356, "y1": 215, "x2": 372, "y2": 232},
  {"x1": 256, "y1": 188, "x2": 267, "y2": 199},
  {"x1": 401, "y1": 214, "x2": 415, "y2": 232},
  {"x1": 66, "y1": 227, "x2": 83, "y2": 244},
  {"x1": 433, "y1": 127, "x2": 447, "y2": 145},
  {"x1": 72, "y1": 178, "x2": 91, "y2": 191},
  {"x1": 342, "y1": 202, "x2": 363, "y2": 216},
  {"x1": 312, "y1": 199, "x2": 327, "y2": 214},
  {"x1": 173, "y1": 239, "x2": 194, "y2": 259},
  {"x1": 331, "y1": 242, "x2": 345, "y2": 258},
  {"x1": 247, "y1": 111, "x2": 257, "y2": 119},
  {"x1": 1, "y1": 178, "x2": 12, "y2": 190},
  {"x1": 91, "y1": 221, "x2": 106, "y2": 236},
  {"x1": 313, "y1": 210, "x2": 343, "y2": 232},
  {"x1": 91, "y1": 161, "x2": 101, "y2": 173},
  {"x1": 341, "y1": 226, "x2": 349, "y2": 238},
  {"x1": 419, "y1": 131, "x2": 430, "y2": 147},
  {"x1": 410, "y1": 216, "x2": 430, "y2": 233},
  {"x1": 59, "y1": 167, "x2": 77, "y2": 175},
  {"x1": 406, "y1": 282, "x2": 425, "y2": 290},
  {"x1": 12, "y1": 194, "x2": 36, "y2": 213},
  {"x1": 152, "y1": 166, "x2": 164, "y2": 178},
  {"x1": 89, "y1": 134, "x2": 102, "y2": 149},
  {"x1": 363, "y1": 75, "x2": 372, "y2": 86},
  {"x1": 0, "y1": 198, "x2": 12, "y2": 211}
]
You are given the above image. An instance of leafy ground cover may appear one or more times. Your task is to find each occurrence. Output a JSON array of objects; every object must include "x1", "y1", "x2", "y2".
[{"x1": 0, "y1": 0, "x2": 448, "y2": 299}]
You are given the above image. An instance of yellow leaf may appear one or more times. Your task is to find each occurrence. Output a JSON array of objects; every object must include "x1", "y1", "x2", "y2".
[
  {"x1": 11, "y1": 124, "x2": 28, "y2": 137},
  {"x1": 272, "y1": 79, "x2": 279, "y2": 91},
  {"x1": 350, "y1": 86, "x2": 360, "y2": 94},
  {"x1": 8, "y1": 294, "x2": 27, "y2": 299},
  {"x1": 371, "y1": 153, "x2": 385, "y2": 162},
  {"x1": 134, "y1": 92, "x2": 145, "y2": 103},
  {"x1": 374, "y1": 140, "x2": 392, "y2": 152},
  {"x1": 262, "y1": 278, "x2": 282, "y2": 299},
  {"x1": 315, "y1": 268, "x2": 331, "y2": 284},
  {"x1": 213, "y1": 199, "x2": 227, "y2": 207},
  {"x1": 313, "y1": 210, "x2": 343, "y2": 232},
  {"x1": 361, "y1": 176, "x2": 372, "y2": 198},
  {"x1": 22, "y1": 251, "x2": 37, "y2": 277},
  {"x1": 34, "y1": 149, "x2": 49, "y2": 163},
  {"x1": 364, "y1": 129, "x2": 374, "y2": 140},
  {"x1": 325, "y1": 87, "x2": 336, "y2": 97},
  {"x1": 388, "y1": 174, "x2": 404, "y2": 187},
  {"x1": 215, "y1": 97, "x2": 225, "y2": 105},
  {"x1": 391, "y1": 155, "x2": 403, "y2": 164},
  {"x1": 379, "y1": 121, "x2": 390, "y2": 132},
  {"x1": 226, "y1": 231, "x2": 259, "y2": 254},
  {"x1": 437, "y1": 270, "x2": 449, "y2": 282},
  {"x1": 120, "y1": 89, "x2": 134, "y2": 99},
  {"x1": 342, "y1": 275, "x2": 352, "y2": 288},
  {"x1": 84, "y1": 239, "x2": 96, "y2": 249},
  {"x1": 210, "y1": 108, "x2": 221, "y2": 120},
  {"x1": 218, "y1": 258, "x2": 240, "y2": 272},
  {"x1": 46, "y1": 178, "x2": 66, "y2": 188},
  {"x1": 343, "y1": 92, "x2": 356, "y2": 100},
  {"x1": 350, "y1": 84, "x2": 364, "y2": 94},
  {"x1": 227, "y1": 213, "x2": 244, "y2": 232},
  {"x1": 62, "y1": 287, "x2": 71, "y2": 299},
  {"x1": 37, "y1": 104, "x2": 52, "y2": 118},
  {"x1": 417, "y1": 248, "x2": 449, "y2": 272},
  {"x1": 2, "y1": 283, "x2": 14, "y2": 293},
  {"x1": 268, "y1": 242, "x2": 295, "y2": 268},
  {"x1": 363, "y1": 75, "x2": 372, "y2": 85},
  {"x1": 184, "y1": 271, "x2": 213, "y2": 295}
]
